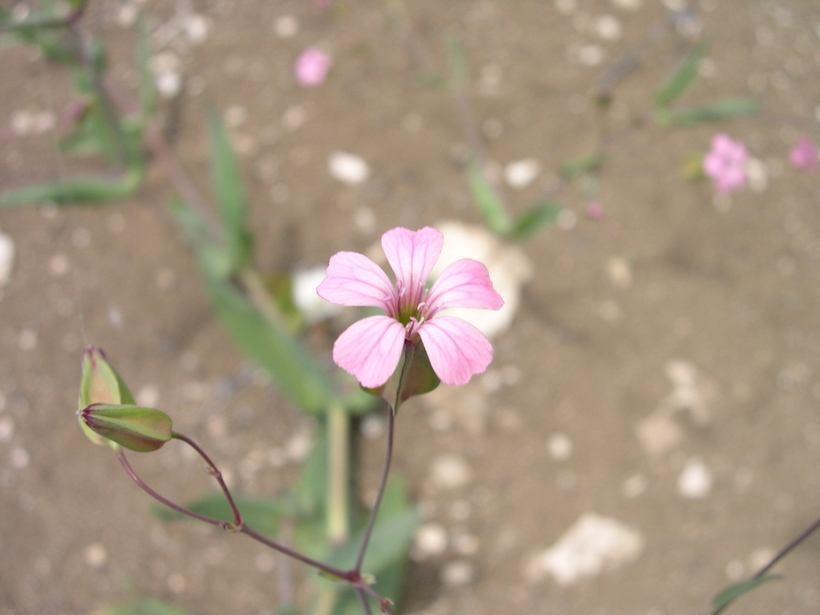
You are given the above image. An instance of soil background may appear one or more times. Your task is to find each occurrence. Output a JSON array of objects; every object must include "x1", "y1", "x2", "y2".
[{"x1": 1, "y1": 1, "x2": 819, "y2": 615}]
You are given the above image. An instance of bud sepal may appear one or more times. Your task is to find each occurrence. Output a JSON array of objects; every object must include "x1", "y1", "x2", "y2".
[{"x1": 79, "y1": 403, "x2": 173, "y2": 452}]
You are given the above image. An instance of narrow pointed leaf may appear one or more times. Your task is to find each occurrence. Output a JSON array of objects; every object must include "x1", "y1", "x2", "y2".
[
  {"x1": 654, "y1": 97, "x2": 758, "y2": 126},
  {"x1": 0, "y1": 168, "x2": 142, "y2": 207},
  {"x1": 510, "y1": 201, "x2": 560, "y2": 240},
  {"x1": 711, "y1": 574, "x2": 781, "y2": 612},
  {"x1": 654, "y1": 43, "x2": 706, "y2": 108},
  {"x1": 466, "y1": 159, "x2": 511, "y2": 236},
  {"x1": 560, "y1": 152, "x2": 604, "y2": 178},
  {"x1": 154, "y1": 492, "x2": 288, "y2": 538}
]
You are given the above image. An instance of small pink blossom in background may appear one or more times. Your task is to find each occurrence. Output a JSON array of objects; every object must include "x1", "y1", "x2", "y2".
[
  {"x1": 586, "y1": 202, "x2": 603, "y2": 219},
  {"x1": 295, "y1": 47, "x2": 331, "y2": 86},
  {"x1": 789, "y1": 138, "x2": 818, "y2": 171},
  {"x1": 703, "y1": 133, "x2": 748, "y2": 192},
  {"x1": 317, "y1": 227, "x2": 504, "y2": 388}
]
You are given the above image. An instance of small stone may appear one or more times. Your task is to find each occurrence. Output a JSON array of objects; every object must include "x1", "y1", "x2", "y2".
[
  {"x1": 0, "y1": 416, "x2": 13, "y2": 442},
  {"x1": 441, "y1": 559, "x2": 475, "y2": 587},
  {"x1": 18, "y1": 329, "x2": 37, "y2": 351},
  {"x1": 746, "y1": 157, "x2": 768, "y2": 192},
  {"x1": 328, "y1": 151, "x2": 370, "y2": 185},
  {"x1": 136, "y1": 384, "x2": 160, "y2": 408},
  {"x1": 635, "y1": 411, "x2": 683, "y2": 458},
  {"x1": 430, "y1": 454, "x2": 473, "y2": 490},
  {"x1": 285, "y1": 430, "x2": 312, "y2": 462},
  {"x1": 677, "y1": 457, "x2": 713, "y2": 499},
  {"x1": 413, "y1": 523, "x2": 448, "y2": 558},
  {"x1": 557, "y1": 209, "x2": 578, "y2": 230},
  {"x1": 274, "y1": 15, "x2": 298, "y2": 38},
  {"x1": 547, "y1": 432, "x2": 573, "y2": 461},
  {"x1": 504, "y1": 159, "x2": 541, "y2": 189},
  {"x1": 611, "y1": 0, "x2": 642, "y2": 10},
  {"x1": 621, "y1": 474, "x2": 648, "y2": 498},
  {"x1": 554, "y1": 0, "x2": 577, "y2": 15},
  {"x1": 10, "y1": 447, "x2": 29, "y2": 468},
  {"x1": 605, "y1": 256, "x2": 633, "y2": 288},
  {"x1": 531, "y1": 513, "x2": 644, "y2": 585},
  {"x1": 292, "y1": 266, "x2": 341, "y2": 324},
  {"x1": 156, "y1": 71, "x2": 182, "y2": 99},
  {"x1": 577, "y1": 44, "x2": 604, "y2": 67},
  {"x1": 360, "y1": 413, "x2": 385, "y2": 440},
  {"x1": 595, "y1": 15, "x2": 623, "y2": 40},
  {"x1": 182, "y1": 14, "x2": 209, "y2": 44},
  {"x1": 84, "y1": 543, "x2": 108, "y2": 568},
  {"x1": 452, "y1": 532, "x2": 480, "y2": 556},
  {"x1": 0, "y1": 231, "x2": 15, "y2": 287},
  {"x1": 224, "y1": 105, "x2": 247, "y2": 128}
]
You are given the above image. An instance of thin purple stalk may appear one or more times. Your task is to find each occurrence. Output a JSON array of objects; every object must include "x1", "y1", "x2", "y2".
[
  {"x1": 172, "y1": 432, "x2": 242, "y2": 526},
  {"x1": 354, "y1": 409, "x2": 395, "y2": 573}
]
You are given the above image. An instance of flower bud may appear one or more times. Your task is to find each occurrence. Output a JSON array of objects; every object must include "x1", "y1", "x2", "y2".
[
  {"x1": 78, "y1": 347, "x2": 136, "y2": 447},
  {"x1": 79, "y1": 403, "x2": 173, "y2": 452}
]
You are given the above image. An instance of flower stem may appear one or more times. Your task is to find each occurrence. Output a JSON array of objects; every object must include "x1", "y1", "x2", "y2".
[
  {"x1": 327, "y1": 404, "x2": 351, "y2": 543},
  {"x1": 353, "y1": 408, "x2": 395, "y2": 574}
]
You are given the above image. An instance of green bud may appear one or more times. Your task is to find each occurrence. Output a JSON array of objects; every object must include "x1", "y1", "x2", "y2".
[
  {"x1": 79, "y1": 403, "x2": 173, "y2": 452},
  {"x1": 364, "y1": 340, "x2": 440, "y2": 410},
  {"x1": 78, "y1": 347, "x2": 136, "y2": 447}
]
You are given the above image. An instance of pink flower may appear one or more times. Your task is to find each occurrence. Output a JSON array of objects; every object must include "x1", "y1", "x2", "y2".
[
  {"x1": 295, "y1": 47, "x2": 331, "y2": 86},
  {"x1": 317, "y1": 227, "x2": 504, "y2": 388},
  {"x1": 789, "y1": 138, "x2": 818, "y2": 171},
  {"x1": 703, "y1": 133, "x2": 748, "y2": 192}
]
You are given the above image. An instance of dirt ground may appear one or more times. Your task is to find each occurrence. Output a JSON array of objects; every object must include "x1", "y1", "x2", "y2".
[{"x1": 1, "y1": 1, "x2": 819, "y2": 614}]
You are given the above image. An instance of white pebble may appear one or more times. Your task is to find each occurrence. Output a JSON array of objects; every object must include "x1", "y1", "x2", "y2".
[
  {"x1": 605, "y1": 256, "x2": 633, "y2": 288},
  {"x1": 182, "y1": 14, "x2": 209, "y2": 44},
  {"x1": 430, "y1": 454, "x2": 473, "y2": 490},
  {"x1": 224, "y1": 105, "x2": 247, "y2": 128},
  {"x1": 555, "y1": 0, "x2": 577, "y2": 15},
  {"x1": 0, "y1": 231, "x2": 15, "y2": 287},
  {"x1": 285, "y1": 431, "x2": 313, "y2": 462},
  {"x1": 0, "y1": 416, "x2": 13, "y2": 442},
  {"x1": 359, "y1": 413, "x2": 386, "y2": 440},
  {"x1": 328, "y1": 151, "x2": 370, "y2": 185},
  {"x1": 273, "y1": 15, "x2": 298, "y2": 38},
  {"x1": 414, "y1": 523, "x2": 448, "y2": 558},
  {"x1": 621, "y1": 474, "x2": 648, "y2": 498},
  {"x1": 156, "y1": 71, "x2": 182, "y2": 99},
  {"x1": 292, "y1": 266, "x2": 341, "y2": 324},
  {"x1": 504, "y1": 159, "x2": 541, "y2": 189},
  {"x1": 440, "y1": 559, "x2": 475, "y2": 587},
  {"x1": 282, "y1": 105, "x2": 306, "y2": 130},
  {"x1": 595, "y1": 15, "x2": 623, "y2": 40},
  {"x1": 547, "y1": 432, "x2": 573, "y2": 461},
  {"x1": 577, "y1": 44, "x2": 604, "y2": 67},
  {"x1": 84, "y1": 543, "x2": 108, "y2": 568},
  {"x1": 18, "y1": 329, "x2": 37, "y2": 351},
  {"x1": 677, "y1": 457, "x2": 714, "y2": 499},
  {"x1": 532, "y1": 513, "x2": 644, "y2": 585},
  {"x1": 136, "y1": 384, "x2": 160, "y2": 407},
  {"x1": 746, "y1": 157, "x2": 768, "y2": 192},
  {"x1": 611, "y1": 0, "x2": 642, "y2": 10},
  {"x1": 10, "y1": 447, "x2": 29, "y2": 468}
]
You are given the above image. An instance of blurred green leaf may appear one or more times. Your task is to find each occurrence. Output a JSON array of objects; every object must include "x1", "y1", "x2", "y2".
[
  {"x1": 711, "y1": 574, "x2": 781, "y2": 612},
  {"x1": 445, "y1": 33, "x2": 468, "y2": 91},
  {"x1": 199, "y1": 270, "x2": 338, "y2": 415},
  {"x1": 274, "y1": 605, "x2": 303, "y2": 615},
  {"x1": 292, "y1": 420, "x2": 330, "y2": 518},
  {"x1": 653, "y1": 43, "x2": 706, "y2": 108},
  {"x1": 509, "y1": 202, "x2": 560, "y2": 240},
  {"x1": 169, "y1": 198, "x2": 233, "y2": 279},
  {"x1": 466, "y1": 159, "x2": 511, "y2": 237},
  {"x1": 654, "y1": 97, "x2": 758, "y2": 126},
  {"x1": 135, "y1": 19, "x2": 157, "y2": 121},
  {"x1": 560, "y1": 152, "x2": 604, "y2": 179},
  {"x1": 0, "y1": 167, "x2": 142, "y2": 207},
  {"x1": 208, "y1": 109, "x2": 253, "y2": 274},
  {"x1": 325, "y1": 479, "x2": 418, "y2": 573},
  {"x1": 153, "y1": 492, "x2": 289, "y2": 538},
  {"x1": 102, "y1": 598, "x2": 197, "y2": 615}
]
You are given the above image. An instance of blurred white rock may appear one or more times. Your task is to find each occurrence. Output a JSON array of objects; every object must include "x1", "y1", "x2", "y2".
[
  {"x1": 0, "y1": 231, "x2": 14, "y2": 289},
  {"x1": 530, "y1": 513, "x2": 644, "y2": 585},
  {"x1": 677, "y1": 457, "x2": 714, "y2": 499},
  {"x1": 292, "y1": 265, "x2": 341, "y2": 324},
  {"x1": 504, "y1": 159, "x2": 541, "y2": 189},
  {"x1": 328, "y1": 151, "x2": 370, "y2": 185},
  {"x1": 429, "y1": 454, "x2": 473, "y2": 490},
  {"x1": 432, "y1": 221, "x2": 533, "y2": 339}
]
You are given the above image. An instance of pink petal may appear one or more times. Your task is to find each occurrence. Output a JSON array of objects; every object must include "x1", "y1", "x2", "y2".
[
  {"x1": 427, "y1": 259, "x2": 504, "y2": 313},
  {"x1": 332, "y1": 315, "x2": 406, "y2": 388},
  {"x1": 381, "y1": 227, "x2": 443, "y2": 297},
  {"x1": 317, "y1": 251, "x2": 395, "y2": 309},
  {"x1": 295, "y1": 47, "x2": 331, "y2": 87},
  {"x1": 417, "y1": 316, "x2": 493, "y2": 386}
]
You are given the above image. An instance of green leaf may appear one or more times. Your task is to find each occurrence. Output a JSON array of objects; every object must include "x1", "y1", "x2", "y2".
[
  {"x1": 445, "y1": 33, "x2": 468, "y2": 91},
  {"x1": 654, "y1": 97, "x2": 758, "y2": 126},
  {"x1": 102, "y1": 598, "x2": 197, "y2": 615},
  {"x1": 509, "y1": 201, "x2": 560, "y2": 240},
  {"x1": 200, "y1": 271, "x2": 339, "y2": 415},
  {"x1": 466, "y1": 159, "x2": 511, "y2": 236},
  {"x1": 325, "y1": 480, "x2": 418, "y2": 573},
  {"x1": 711, "y1": 574, "x2": 781, "y2": 612},
  {"x1": 154, "y1": 492, "x2": 288, "y2": 538},
  {"x1": 653, "y1": 43, "x2": 706, "y2": 108},
  {"x1": 169, "y1": 198, "x2": 233, "y2": 279},
  {"x1": 0, "y1": 168, "x2": 142, "y2": 207},
  {"x1": 135, "y1": 19, "x2": 157, "y2": 121},
  {"x1": 560, "y1": 152, "x2": 605, "y2": 179},
  {"x1": 208, "y1": 109, "x2": 253, "y2": 274},
  {"x1": 292, "y1": 420, "x2": 330, "y2": 518}
]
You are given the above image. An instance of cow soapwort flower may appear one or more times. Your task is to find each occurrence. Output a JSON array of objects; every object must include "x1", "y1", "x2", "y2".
[
  {"x1": 703, "y1": 133, "x2": 748, "y2": 192},
  {"x1": 317, "y1": 227, "x2": 504, "y2": 389},
  {"x1": 790, "y1": 138, "x2": 818, "y2": 171}
]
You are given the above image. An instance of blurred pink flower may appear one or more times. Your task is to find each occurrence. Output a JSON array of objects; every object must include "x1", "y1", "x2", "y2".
[
  {"x1": 317, "y1": 227, "x2": 504, "y2": 388},
  {"x1": 703, "y1": 133, "x2": 748, "y2": 192},
  {"x1": 789, "y1": 138, "x2": 818, "y2": 171},
  {"x1": 586, "y1": 202, "x2": 603, "y2": 219},
  {"x1": 295, "y1": 47, "x2": 331, "y2": 86}
]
